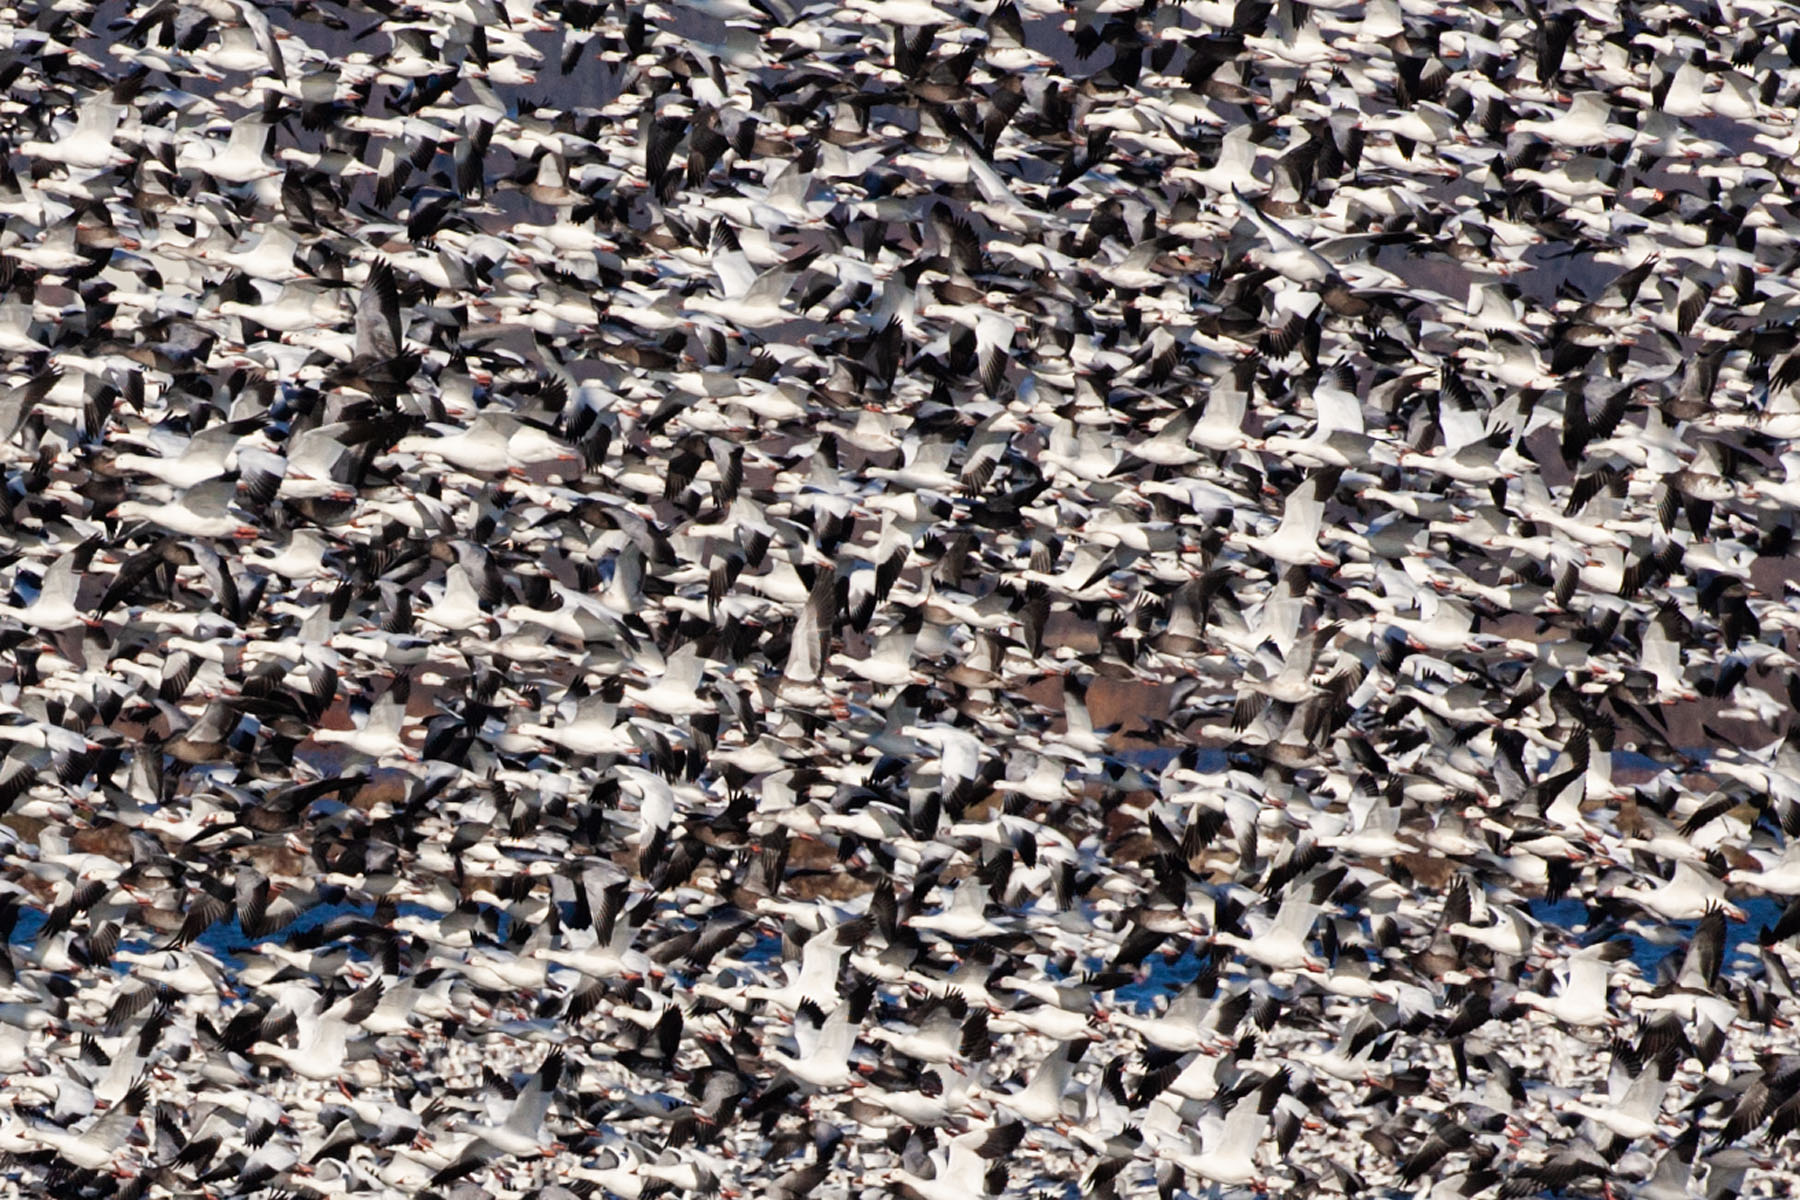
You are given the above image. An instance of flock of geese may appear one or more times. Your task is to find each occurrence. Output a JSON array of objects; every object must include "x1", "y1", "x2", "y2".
[{"x1": 5, "y1": 0, "x2": 1800, "y2": 1197}]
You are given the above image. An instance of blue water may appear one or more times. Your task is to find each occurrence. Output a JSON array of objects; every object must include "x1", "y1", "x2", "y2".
[
  {"x1": 10, "y1": 899, "x2": 449, "y2": 980},
  {"x1": 740, "y1": 928, "x2": 782, "y2": 967},
  {"x1": 1110, "y1": 942, "x2": 1211, "y2": 1012},
  {"x1": 18, "y1": 861, "x2": 1774, "y2": 1005},
  {"x1": 1530, "y1": 896, "x2": 1783, "y2": 976}
]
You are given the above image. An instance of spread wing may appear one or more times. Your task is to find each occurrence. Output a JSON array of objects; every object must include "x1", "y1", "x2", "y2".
[{"x1": 356, "y1": 260, "x2": 403, "y2": 362}]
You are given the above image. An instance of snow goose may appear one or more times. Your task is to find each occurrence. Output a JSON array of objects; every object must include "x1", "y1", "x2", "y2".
[
  {"x1": 19, "y1": 91, "x2": 131, "y2": 170},
  {"x1": 312, "y1": 685, "x2": 417, "y2": 763},
  {"x1": 19, "y1": 1078, "x2": 148, "y2": 1171},
  {"x1": 430, "y1": 1049, "x2": 566, "y2": 1182},
  {"x1": 1606, "y1": 860, "x2": 1745, "y2": 922},
  {"x1": 1228, "y1": 465, "x2": 1342, "y2": 568},
  {"x1": 1149, "y1": 1071, "x2": 1287, "y2": 1189},
  {"x1": 1214, "y1": 882, "x2": 1330, "y2": 974},
  {"x1": 1440, "y1": 876, "x2": 1537, "y2": 962},
  {"x1": 683, "y1": 224, "x2": 818, "y2": 330},
  {"x1": 0, "y1": 549, "x2": 101, "y2": 632},
  {"x1": 519, "y1": 685, "x2": 640, "y2": 757},
  {"x1": 1556, "y1": 1037, "x2": 1675, "y2": 1147},
  {"x1": 112, "y1": 419, "x2": 254, "y2": 489},
  {"x1": 992, "y1": 1041, "x2": 1084, "y2": 1126},
  {"x1": 768, "y1": 996, "x2": 864, "y2": 1091},
  {"x1": 1105, "y1": 965, "x2": 1249, "y2": 1054},
  {"x1": 113, "y1": 479, "x2": 262, "y2": 540},
  {"x1": 250, "y1": 979, "x2": 386, "y2": 1083},
  {"x1": 1516, "y1": 941, "x2": 1633, "y2": 1029},
  {"x1": 862, "y1": 1121, "x2": 1024, "y2": 1200}
]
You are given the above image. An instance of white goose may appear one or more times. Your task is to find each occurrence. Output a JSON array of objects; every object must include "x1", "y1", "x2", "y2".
[
  {"x1": 250, "y1": 980, "x2": 386, "y2": 1082},
  {"x1": 768, "y1": 998, "x2": 861, "y2": 1090},
  {"x1": 1149, "y1": 1072, "x2": 1285, "y2": 1188},
  {"x1": 993, "y1": 1041, "x2": 1083, "y2": 1126},
  {"x1": 864, "y1": 1122, "x2": 1021, "y2": 1200},
  {"x1": 624, "y1": 644, "x2": 715, "y2": 717},
  {"x1": 19, "y1": 92, "x2": 130, "y2": 169},
  {"x1": 1516, "y1": 941, "x2": 1632, "y2": 1029},
  {"x1": 435, "y1": 1049, "x2": 566, "y2": 1169},
  {"x1": 1229, "y1": 466, "x2": 1341, "y2": 568},
  {"x1": 1557, "y1": 1043, "x2": 1673, "y2": 1144},
  {"x1": 1106, "y1": 974, "x2": 1246, "y2": 1054},
  {"x1": 518, "y1": 683, "x2": 641, "y2": 756},
  {"x1": 0, "y1": 550, "x2": 100, "y2": 632},
  {"x1": 113, "y1": 421, "x2": 252, "y2": 489},
  {"x1": 415, "y1": 563, "x2": 493, "y2": 633},
  {"x1": 312, "y1": 686, "x2": 416, "y2": 763},
  {"x1": 743, "y1": 926, "x2": 849, "y2": 1014},
  {"x1": 1214, "y1": 887, "x2": 1328, "y2": 973},
  {"x1": 1727, "y1": 839, "x2": 1800, "y2": 895},
  {"x1": 1607, "y1": 861, "x2": 1745, "y2": 922},
  {"x1": 1441, "y1": 876, "x2": 1537, "y2": 961},
  {"x1": 113, "y1": 480, "x2": 261, "y2": 540},
  {"x1": 20, "y1": 1078, "x2": 147, "y2": 1171}
]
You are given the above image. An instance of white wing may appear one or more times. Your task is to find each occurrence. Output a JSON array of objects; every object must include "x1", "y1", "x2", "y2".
[{"x1": 783, "y1": 575, "x2": 834, "y2": 685}]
